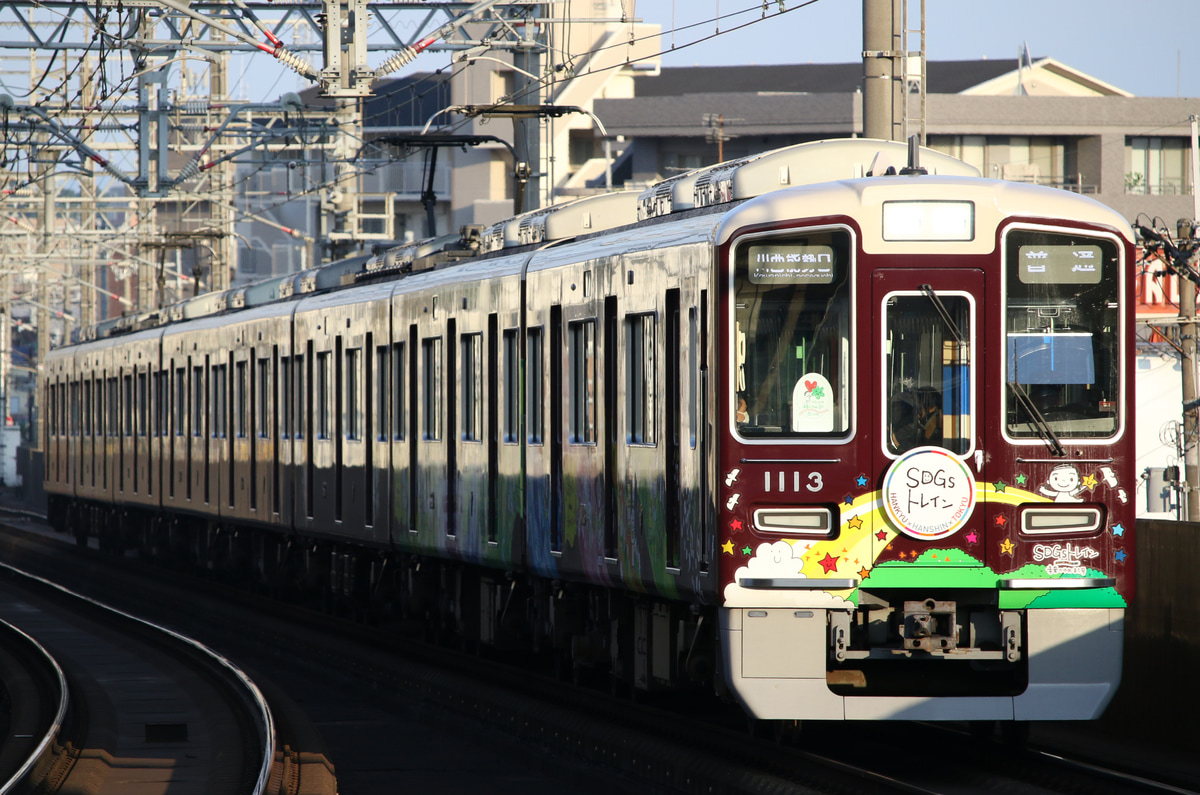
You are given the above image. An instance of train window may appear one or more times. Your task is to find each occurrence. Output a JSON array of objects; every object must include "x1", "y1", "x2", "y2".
[
  {"x1": 123, "y1": 374, "x2": 133, "y2": 437},
  {"x1": 71, "y1": 381, "x2": 80, "y2": 437},
  {"x1": 108, "y1": 378, "x2": 118, "y2": 438},
  {"x1": 345, "y1": 347, "x2": 361, "y2": 441},
  {"x1": 375, "y1": 345, "x2": 389, "y2": 442},
  {"x1": 191, "y1": 367, "x2": 204, "y2": 437},
  {"x1": 316, "y1": 352, "x2": 331, "y2": 439},
  {"x1": 689, "y1": 307, "x2": 698, "y2": 449},
  {"x1": 214, "y1": 365, "x2": 228, "y2": 439},
  {"x1": 885, "y1": 292, "x2": 973, "y2": 455},
  {"x1": 421, "y1": 337, "x2": 442, "y2": 441},
  {"x1": 461, "y1": 334, "x2": 482, "y2": 442},
  {"x1": 83, "y1": 380, "x2": 92, "y2": 437},
  {"x1": 626, "y1": 313, "x2": 656, "y2": 445},
  {"x1": 1004, "y1": 229, "x2": 1121, "y2": 439},
  {"x1": 175, "y1": 368, "x2": 186, "y2": 437},
  {"x1": 392, "y1": 343, "x2": 405, "y2": 441},
  {"x1": 527, "y1": 327, "x2": 544, "y2": 445},
  {"x1": 295, "y1": 353, "x2": 305, "y2": 440},
  {"x1": 503, "y1": 329, "x2": 519, "y2": 444},
  {"x1": 236, "y1": 361, "x2": 248, "y2": 438},
  {"x1": 568, "y1": 320, "x2": 596, "y2": 444},
  {"x1": 281, "y1": 358, "x2": 292, "y2": 439},
  {"x1": 258, "y1": 357, "x2": 270, "y2": 438},
  {"x1": 732, "y1": 228, "x2": 852, "y2": 438},
  {"x1": 137, "y1": 372, "x2": 148, "y2": 437}
]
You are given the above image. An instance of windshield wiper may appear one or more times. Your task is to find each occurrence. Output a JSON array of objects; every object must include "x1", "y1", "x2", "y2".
[
  {"x1": 919, "y1": 284, "x2": 965, "y2": 344},
  {"x1": 1008, "y1": 381, "x2": 1066, "y2": 457}
]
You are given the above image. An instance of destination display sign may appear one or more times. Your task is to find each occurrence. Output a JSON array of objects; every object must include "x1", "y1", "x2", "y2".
[
  {"x1": 1018, "y1": 244, "x2": 1103, "y2": 284},
  {"x1": 746, "y1": 244, "x2": 836, "y2": 285}
]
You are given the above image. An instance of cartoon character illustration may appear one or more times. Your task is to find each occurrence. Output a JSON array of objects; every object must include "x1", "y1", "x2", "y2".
[{"x1": 1039, "y1": 463, "x2": 1085, "y2": 502}]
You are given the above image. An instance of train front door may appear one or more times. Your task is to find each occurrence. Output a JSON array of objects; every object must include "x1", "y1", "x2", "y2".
[{"x1": 870, "y1": 268, "x2": 988, "y2": 565}]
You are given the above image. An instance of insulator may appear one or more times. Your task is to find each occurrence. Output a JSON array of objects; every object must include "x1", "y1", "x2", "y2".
[
  {"x1": 176, "y1": 158, "x2": 201, "y2": 183},
  {"x1": 373, "y1": 47, "x2": 418, "y2": 79},
  {"x1": 273, "y1": 48, "x2": 319, "y2": 80}
]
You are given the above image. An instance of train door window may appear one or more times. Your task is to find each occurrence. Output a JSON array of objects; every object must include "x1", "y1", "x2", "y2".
[
  {"x1": 83, "y1": 379, "x2": 91, "y2": 437},
  {"x1": 281, "y1": 358, "x2": 292, "y2": 439},
  {"x1": 295, "y1": 353, "x2": 306, "y2": 441},
  {"x1": 392, "y1": 343, "x2": 405, "y2": 441},
  {"x1": 345, "y1": 347, "x2": 361, "y2": 441},
  {"x1": 461, "y1": 333, "x2": 482, "y2": 442},
  {"x1": 568, "y1": 319, "x2": 596, "y2": 444},
  {"x1": 258, "y1": 357, "x2": 270, "y2": 438},
  {"x1": 137, "y1": 371, "x2": 148, "y2": 437},
  {"x1": 192, "y1": 367, "x2": 204, "y2": 437},
  {"x1": 71, "y1": 381, "x2": 80, "y2": 437},
  {"x1": 527, "y1": 326, "x2": 544, "y2": 444},
  {"x1": 884, "y1": 292, "x2": 973, "y2": 455},
  {"x1": 626, "y1": 313, "x2": 656, "y2": 445},
  {"x1": 1003, "y1": 229, "x2": 1121, "y2": 439},
  {"x1": 316, "y1": 351, "x2": 330, "y2": 439},
  {"x1": 421, "y1": 337, "x2": 442, "y2": 441},
  {"x1": 503, "y1": 329, "x2": 519, "y2": 444},
  {"x1": 375, "y1": 345, "x2": 389, "y2": 441},
  {"x1": 157, "y1": 371, "x2": 168, "y2": 437},
  {"x1": 689, "y1": 307, "x2": 698, "y2": 449},
  {"x1": 732, "y1": 228, "x2": 853, "y2": 438},
  {"x1": 236, "y1": 361, "x2": 248, "y2": 438},
  {"x1": 108, "y1": 378, "x2": 118, "y2": 438},
  {"x1": 175, "y1": 368, "x2": 186, "y2": 437},
  {"x1": 214, "y1": 364, "x2": 228, "y2": 439},
  {"x1": 123, "y1": 374, "x2": 133, "y2": 437}
]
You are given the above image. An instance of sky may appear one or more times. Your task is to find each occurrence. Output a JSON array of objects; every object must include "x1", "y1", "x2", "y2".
[
  {"x1": 230, "y1": 0, "x2": 1200, "y2": 102},
  {"x1": 632, "y1": 0, "x2": 1199, "y2": 98}
]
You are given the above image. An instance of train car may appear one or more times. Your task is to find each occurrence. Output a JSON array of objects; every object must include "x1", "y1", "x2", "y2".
[{"x1": 42, "y1": 137, "x2": 1134, "y2": 726}]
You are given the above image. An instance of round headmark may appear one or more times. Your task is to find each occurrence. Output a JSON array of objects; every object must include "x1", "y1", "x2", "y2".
[{"x1": 882, "y1": 446, "x2": 976, "y2": 541}]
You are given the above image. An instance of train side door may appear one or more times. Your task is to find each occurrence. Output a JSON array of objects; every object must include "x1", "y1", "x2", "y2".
[{"x1": 871, "y1": 268, "x2": 987, "y2": 564}]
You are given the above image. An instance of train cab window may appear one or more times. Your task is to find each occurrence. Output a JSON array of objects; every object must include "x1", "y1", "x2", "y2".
[
  {"x1": 885, "y1": 292, "x2": 973, "y2": 455},
  {"x1": 733, "y1": 228, "x2": 853, "y2": 438},
  {"x1": 1004, "y1": 229, "x2": 1121, "y2": 439}
]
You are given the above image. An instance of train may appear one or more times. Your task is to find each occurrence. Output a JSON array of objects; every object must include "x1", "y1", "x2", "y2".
[{"x1": 42, "y1": 137, "x2": 1135, "y2": 726}]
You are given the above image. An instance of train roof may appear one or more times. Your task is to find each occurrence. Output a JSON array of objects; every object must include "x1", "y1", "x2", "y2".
[{"x1": 66, "y1": 137, "x2": 1132, "y2": 346}]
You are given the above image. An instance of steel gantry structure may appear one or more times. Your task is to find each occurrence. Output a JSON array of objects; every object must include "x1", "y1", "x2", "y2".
[{"x1": 0, "y1": 1, "x2": 635, "y2": 452}]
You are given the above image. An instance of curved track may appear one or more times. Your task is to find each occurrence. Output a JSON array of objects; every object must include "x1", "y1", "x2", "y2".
[{"x1": 0, "y1": 556, "x2": 274, "y2": 794}]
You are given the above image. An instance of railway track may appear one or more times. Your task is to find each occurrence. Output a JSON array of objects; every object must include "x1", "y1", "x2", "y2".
[
  {"x1": 1, "y1": 511, "x2": 1195, "y2": 795},
  {"x1": 0, "y1": 616, "x2": 67, "y2": 792},
  {"x1": 0, "y1": 549, "x2": 275, "y2": 794}
]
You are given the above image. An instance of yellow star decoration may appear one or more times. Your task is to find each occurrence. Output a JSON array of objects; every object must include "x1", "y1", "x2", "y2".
[
  {"x1": 1000, "y1": 538, "x2": 1015, "y2": 555},
  {"x1": 721, "y1": 539, "x2": 734, "y2": 555},
  {"x1": 846, "y1": 516, "x2": 864, "y2": 531},
  {"x1": 1082, "y1": 474, "x2": 1098, "y2": 490}
]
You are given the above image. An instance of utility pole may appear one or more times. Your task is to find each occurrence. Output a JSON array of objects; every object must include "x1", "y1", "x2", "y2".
[
  {"x1": 1185, "y1": 115, "x2": 1200, "y2": 519},
  {"x1": 862, "y1": 0, "x2": 897, "y2": 141}
]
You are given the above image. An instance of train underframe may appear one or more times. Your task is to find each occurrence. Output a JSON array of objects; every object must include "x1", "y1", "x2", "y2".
[
  {"x1": 46, "y1": 494, "x2": 720, "y2": 699},
  {"x1": 44, "y1": 494, "x2": 1125, "y2": 721}
]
